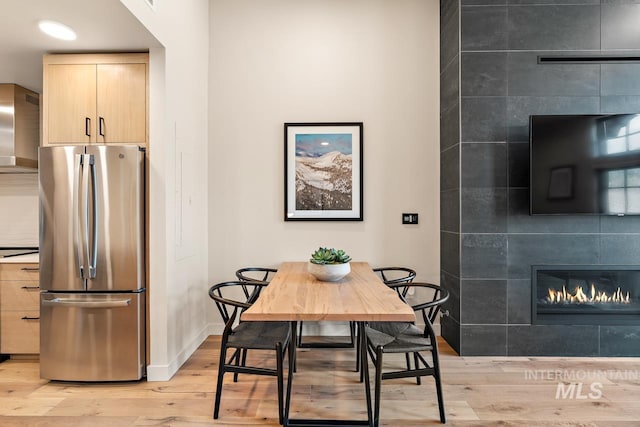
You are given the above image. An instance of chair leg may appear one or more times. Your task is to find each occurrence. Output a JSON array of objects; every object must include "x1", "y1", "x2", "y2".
[
  {"x1": 432, "y1": 348, "x2": 446, "y2": 424},
  {"x1": 297, "y1": 321, "x2": 303, "y2": 346},
  {"x1": 414, "y1": 352, "x2": 422, "y2": 385},
  {"x1": 233, "y1": 349, "x2": 242, "y2": 383},
  {"x1": 213, "y1": 343, "x2": 228, "y2": 419},
  {"x1": 373, "y1": 346, "x2": 384, "y2": 427},
  {"x1": 405, "y1": 352, "x2": 411, "y2": 372},
  {"x1": 276, "y1": 342, "x2": 284, "y2": 425},
  {"x1": 352, "y1": 321, "x2": 360, "y2": 373}
]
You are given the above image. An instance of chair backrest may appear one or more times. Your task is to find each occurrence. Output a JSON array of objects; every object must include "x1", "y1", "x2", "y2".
[
  {"x1": 387, "y1": 282, "x2": 449, "y2": 335},
  {"x1": 235, "y1": 267, "x2": 278, "y2": 283},
  {"x1": 373, "y1": 267, "x2": 416, "y2": 285},
  {"x1": 235, "y1": 267, "x2": 278, "y2": 301},
  {"x1": 208, "y1": 280, "x2": 268, "y2": 328},
  {"x1": 373, "y1": 267, "x2": 416, "y2": 298}
]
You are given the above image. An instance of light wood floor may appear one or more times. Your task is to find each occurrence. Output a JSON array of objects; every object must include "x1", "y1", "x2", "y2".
[{"x1": 0, "y1": 336, "x2": 639, "y2": 426}]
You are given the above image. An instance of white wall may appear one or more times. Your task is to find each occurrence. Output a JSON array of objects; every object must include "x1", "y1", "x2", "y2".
[
  {"x1": 119, "y1": 0, "x2": 210, "y2": 381},
  {"x1": 209, "y1": 0, "x2": 440, "y2": 332},
  {"x1": 0, "y1": 174, "x2": 38, "y2": 247}
]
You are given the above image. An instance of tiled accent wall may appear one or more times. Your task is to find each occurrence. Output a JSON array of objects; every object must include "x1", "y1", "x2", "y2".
[
  {"x1": 440, "y1": 0, "x2": 640, "y2": 356},
  {"x1": 440, "y1": 0, "x2": 461, "y2": 354}
]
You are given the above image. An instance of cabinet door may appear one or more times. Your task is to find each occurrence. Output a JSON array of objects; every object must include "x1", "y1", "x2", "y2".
[
  {"x1": 96, "y1": 63, "x2": 147, "y2": 144},
  {"x1": 46, "y1": 64, "x2": 97, "y2": 144}
]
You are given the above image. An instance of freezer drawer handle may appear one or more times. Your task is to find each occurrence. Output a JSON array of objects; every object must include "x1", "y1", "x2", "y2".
[
  {"x1": 42, "y1": 298, "x2": 132, "y2": 308},
  {"x1": 21, "y1": 316, "x2": 40, "y2": 321},
  {"x1": 20, "y1": 267, "x2": 39, "y2": 272}
]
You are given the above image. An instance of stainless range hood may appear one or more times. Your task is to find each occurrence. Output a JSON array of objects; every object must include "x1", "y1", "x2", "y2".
[{"x1": 0, "y1": 84, "x2": 40, "y2": 173}]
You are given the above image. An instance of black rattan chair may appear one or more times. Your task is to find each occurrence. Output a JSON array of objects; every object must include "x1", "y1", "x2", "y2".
[
  {"x1": 365, "y1": 282, "x2": 449, "y2": 425},
  {"x1": 208, "y1": 280, "x2": 291, "y2": 423},
  {"x1": 235, "y1": 267, "x2": 278, "y2": 301}
]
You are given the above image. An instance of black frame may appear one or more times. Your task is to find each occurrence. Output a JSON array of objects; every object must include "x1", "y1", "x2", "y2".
[{"x1": 284, "y1": 122, "x2": 363, "y2": 221}]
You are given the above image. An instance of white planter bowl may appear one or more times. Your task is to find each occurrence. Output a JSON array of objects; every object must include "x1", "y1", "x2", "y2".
[{"x1": 308, "y1": 262, "x2": 351, "y2": 282}]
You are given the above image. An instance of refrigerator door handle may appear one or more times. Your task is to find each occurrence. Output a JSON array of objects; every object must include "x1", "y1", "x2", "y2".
[
  {"x1": 88, "y1": 155, "x2": 98, "y2": 279},
  {"x1": 73, "y1": 153, "x2": 86, "y2": 279},
  {"x1": 41, "y1": 298, "x2": 132, "y2": 308},
  {"x1": 80, "y1": 154, "x2": 92, "y2": 281}
]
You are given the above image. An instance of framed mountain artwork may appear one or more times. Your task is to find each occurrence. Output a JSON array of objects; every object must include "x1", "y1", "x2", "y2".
[{"x1": 284, "y1": 122, "x2": 363, "y2": 221}]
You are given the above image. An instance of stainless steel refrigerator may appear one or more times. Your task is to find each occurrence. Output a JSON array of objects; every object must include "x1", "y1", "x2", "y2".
[{"x1": 39, "y1": 145, "x2": 145, "y2": 381}]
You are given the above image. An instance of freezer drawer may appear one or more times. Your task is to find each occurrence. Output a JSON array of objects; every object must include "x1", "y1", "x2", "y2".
[{"x1": 40, "y1": 291, "x2": 145, "y2": 381}]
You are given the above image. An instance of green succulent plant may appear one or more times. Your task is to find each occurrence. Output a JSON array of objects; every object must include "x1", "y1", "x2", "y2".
[{"x1": 310, "y1": 247, "x2": 352, "y2": 265}]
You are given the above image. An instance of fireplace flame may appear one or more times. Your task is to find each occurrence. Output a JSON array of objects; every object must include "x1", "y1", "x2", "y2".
[{"x1": 547, "y1": 283, "x2": 630, "y2": 304}]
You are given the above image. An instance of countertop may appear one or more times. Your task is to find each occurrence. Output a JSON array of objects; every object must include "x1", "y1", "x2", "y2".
[{"x1": 0, "y1": 253, "x2": 39, "y2": 263}]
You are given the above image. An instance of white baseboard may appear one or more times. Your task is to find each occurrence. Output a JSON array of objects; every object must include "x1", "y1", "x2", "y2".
[{"x1": 146, "y1": 323, "x2": 210, "y2": 381}]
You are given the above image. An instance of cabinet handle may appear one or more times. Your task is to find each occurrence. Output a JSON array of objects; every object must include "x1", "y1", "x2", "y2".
[
  {"x1": 20, "y1": 286, "x2": 40, "y2": 290},
  {"x1": 21, "y1": 316, "x2": 40, "y2": 321},
  {"x1": 85, "y1": 117, "x2": 91, "y2": 136},
  {"x1": 99, "y1": 117, "x2": 105, "y2": 137},
  {"x1": 21, "y1": 267, "x2": 39, "y2": 271}
]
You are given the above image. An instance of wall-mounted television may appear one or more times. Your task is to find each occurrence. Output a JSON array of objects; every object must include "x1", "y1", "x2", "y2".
[{"x1": 530, "y1": 114, "x2": 640, "y2": 215}]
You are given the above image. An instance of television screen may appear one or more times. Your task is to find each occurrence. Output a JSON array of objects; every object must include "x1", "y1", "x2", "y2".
[{"x1": 530, "y1": 114, "x2": 640, "y2": 215}]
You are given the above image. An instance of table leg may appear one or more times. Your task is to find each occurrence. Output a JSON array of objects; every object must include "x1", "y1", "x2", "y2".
[
  {"x1": 283, "y1": 320, "x2": 373, "y2": 427},
  {"x1": 359, "y1": 321, "x2": 373, "y2": 427},
  {"x1": 283, "y1": 321, "x2": 297, "y2": 427}
]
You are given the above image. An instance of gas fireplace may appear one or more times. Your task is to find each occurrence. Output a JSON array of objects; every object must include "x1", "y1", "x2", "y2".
[{"x1": 532, "y1": 266, "x2": 640, "y2": 325}]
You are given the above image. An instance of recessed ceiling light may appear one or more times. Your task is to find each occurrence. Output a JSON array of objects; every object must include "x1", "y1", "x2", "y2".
[{"x1": 38, "y1": 20, "x2": 77, "y2": 41}]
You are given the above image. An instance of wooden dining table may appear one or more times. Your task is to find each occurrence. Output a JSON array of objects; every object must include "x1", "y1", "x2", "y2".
[{"x1": 241, "y1": 261, "x2": 416, "y2": 427}]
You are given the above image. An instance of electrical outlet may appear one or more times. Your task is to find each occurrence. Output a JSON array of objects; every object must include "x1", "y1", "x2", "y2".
[{"x1": 402, "y1": 213, "x2": 418, "y2": 224}]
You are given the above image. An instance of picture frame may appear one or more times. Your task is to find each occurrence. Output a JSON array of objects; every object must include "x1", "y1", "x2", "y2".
[{"x1": 284, "y1": 122, "x2": 363, "y2": 221}]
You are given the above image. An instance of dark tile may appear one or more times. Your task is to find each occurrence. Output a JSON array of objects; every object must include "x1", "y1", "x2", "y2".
[
  {"x1": 601, "y1": 215, "x2": 640, "y2": 233},
  {"x1": 507, "y1": 52, "x2": 600, "y2": 96},
  {"x1": 509, "y1": 0, "x2": 599, "y2": 3},
  {"x1": 462, "y1": 97, "x2": 507, "y2": 142},
  {"x1": 461, "y1": 279, "x2": 507, "y2": 324},
  {"x1": 441, "y1": 144, "x2": 459, "y2": 191},
  {"x1": 461, "y1": 188, "x2": 507, "y2": 233},
  {"x1": 600, "y1": 326, "x2": 640, "y2": 356},
  {"x1": 462, "y1": 52, "x2": 507, "y2": 96},
  {"x1": 441, "y1": 315, "x2": 461, "y2": 354},
  {"x1": 600, "y1": 235, "x2": 640, "y2": 264},
  {"x1": 441, "y1": 231, "x2": 460, "y2": 277},
  {"x1": 602, "y1": 3, "x2": 640, "y2": 49},
  {"x1": 441, "y1": 55, "x2": 459, "y2": 114},
  {"x1": 507, "y1": 234, "x2": 600, "y2": 279},
  {"x1": 507, "y1": 5, "x2": 600, "y2": 50},
  {"x1": 441, "y1": 0, "x2": 459, "y2": 72},
  {"x1": 508, "y1": 142, "x2": 529, "y2": 188},
  {"x1": 506, "y1": 96, "x2": 600, "y2": 142},
  {"x1": 461, "y1": 6, "x2": 508, "y2": 51},
  {"x1": 461, "y1": 233, "x2": 507, "y2": 279},
  {"x1": 441, "y1": 102, "x2": 460, "y2": 152},
  {"x1": 460, "y1": 325, "x2": 507, "y2": 356},
  {"x1": 463, "y1": 0, "x2": 506, "y2": 4},
  {"x1": 507, "y1": 279, "x2": 531, "y2": 324},
  {"x1": 601, "y1": 96, "x2": 640, "y2": 113},
  {"x1": 602, "y1": 64, "x2": 640, "y2": 95},
  {"x1": 461, "y1": 143, "x2": 507, "y2": 188},
  {"x1": 508, "y1": 189, "x2": 601, "y2": 233},
  {"x1": 441, "y1": 271, "x2": 461, "y2": 322},
  {"x1": 507, "y1": 325, "x2": 599, "y2": 356},
  {"x1": 441, "y1": 189, "x2": 460, "y2": 233}
]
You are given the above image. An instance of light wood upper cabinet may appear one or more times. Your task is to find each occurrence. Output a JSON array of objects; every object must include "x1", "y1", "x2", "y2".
[{"x1": 43, "y1": 53, "x2": 148, "y2": 146}]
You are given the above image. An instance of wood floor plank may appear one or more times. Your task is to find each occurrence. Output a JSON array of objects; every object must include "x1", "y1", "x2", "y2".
[{"x1": 0, "y1": 336, "x2": 637, "y2": 426}]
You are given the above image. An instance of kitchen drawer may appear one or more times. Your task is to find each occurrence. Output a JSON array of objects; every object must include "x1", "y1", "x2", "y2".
[
  {"x1": 0, "y1": 281, "x2": 39, "y2": 310},
  {"x1": 0, "y1": 264, "x2": 39, "y2": 281},
  {"x1": 0, "y1": 310, "x2": 40, "y2": 354}
]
